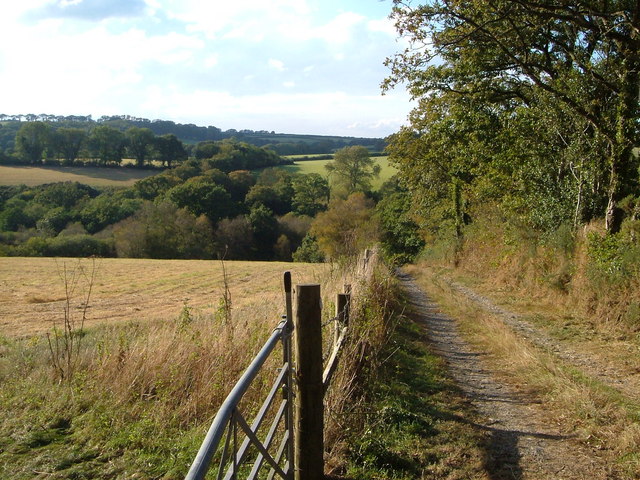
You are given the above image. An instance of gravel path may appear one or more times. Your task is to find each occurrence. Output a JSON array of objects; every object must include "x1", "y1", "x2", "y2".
[
  {"x1": 397, "y1": 271, "x2": 617, "y2": 480},
  {"x1": 443, "y1": 280, "x2": 640, "y2": 400}
]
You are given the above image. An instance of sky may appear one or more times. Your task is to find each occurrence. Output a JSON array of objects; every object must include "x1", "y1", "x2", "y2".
[{"x1": 0, "y1": 0, "x2": 412, "y2": 138}]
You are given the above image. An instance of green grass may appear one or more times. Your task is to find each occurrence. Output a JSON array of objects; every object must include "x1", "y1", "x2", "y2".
[
  {"x1": 338, "y1": 307, "x2": 491, "y2": 479},
  {"x1": 279, "y1": 157, "x2": 397, "y2": 190},
  {"x1": 0, "y1": 165, "x2": 157, "y2": 187}
]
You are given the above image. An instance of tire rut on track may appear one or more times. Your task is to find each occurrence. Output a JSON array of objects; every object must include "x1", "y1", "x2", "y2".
[
  {"x1": 397, "y1": 271, "x2": 617, "y2": 480},
  {"x1": 443, "y1": 279, "x2": 640, "y2": 400}
]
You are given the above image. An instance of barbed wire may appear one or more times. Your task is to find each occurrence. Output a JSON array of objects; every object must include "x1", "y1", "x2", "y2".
[{"x1": 321, "y1": 315, "x2": 338, "y2": 329}]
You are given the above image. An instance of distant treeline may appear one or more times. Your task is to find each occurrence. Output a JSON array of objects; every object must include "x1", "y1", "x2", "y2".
[{"x1": 0, "y1": 114, "x2": 386, "y2": 157}]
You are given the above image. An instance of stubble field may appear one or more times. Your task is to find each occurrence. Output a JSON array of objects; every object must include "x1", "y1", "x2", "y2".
[
  {"x1": 0, "y1": 165, "x2": 156, "y2": 187},
  {"x1": 0, "y1": 257, "x2": 330, "y2": 338}
]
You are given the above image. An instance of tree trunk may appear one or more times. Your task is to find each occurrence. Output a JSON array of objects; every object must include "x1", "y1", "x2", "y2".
[{"x1": 605, "y1": 34, "x2": 639, "y2": 234}]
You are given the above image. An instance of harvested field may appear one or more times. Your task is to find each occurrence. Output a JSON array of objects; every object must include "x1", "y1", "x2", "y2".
[
  {"x1": 0, "y1": 165, "x2": 156, "y2": 187},
  {"x1": 0, "y1": 257, "x2": 329, "y2": 338}
]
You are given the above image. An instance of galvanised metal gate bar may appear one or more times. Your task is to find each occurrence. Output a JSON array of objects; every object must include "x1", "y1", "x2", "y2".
[
  {"x1": 185, "y1": 271, "x2": 352, "y2": 480},
  {"x1": 185, "y1": 272, "x2": 294, "y2": 480}
]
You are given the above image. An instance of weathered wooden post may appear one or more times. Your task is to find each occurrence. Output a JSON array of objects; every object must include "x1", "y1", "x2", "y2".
[
  {"x1": 293, "y1": 284, "x2": 324, "y2": 480},
  {"x1": 283, "y1": 272, "x2": 294, "y2": 479}
]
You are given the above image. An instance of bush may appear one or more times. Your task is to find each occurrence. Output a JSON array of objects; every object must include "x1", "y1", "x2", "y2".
[{"x1": 16, "y1": 234, "x2": 114, "y2": 257}]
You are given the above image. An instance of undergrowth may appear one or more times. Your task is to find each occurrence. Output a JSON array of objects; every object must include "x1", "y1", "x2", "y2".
[
  {"x1": 0, "y1": 260, "x2": 352, "y2": 479},
  {"x1": 324, "y1": 266, "x2": 491, "y2": 479}
]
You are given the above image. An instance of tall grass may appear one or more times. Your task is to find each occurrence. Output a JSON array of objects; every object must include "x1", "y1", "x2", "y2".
[
  {"x1": 429, "y1": 203, "x2": 640, "y2": 336},
  {"x1": 0, "y1": 256, "x2": 394, "y2": 478}
]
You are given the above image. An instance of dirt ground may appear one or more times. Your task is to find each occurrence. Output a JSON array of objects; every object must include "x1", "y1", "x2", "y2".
[
  {"x1": 398, "y1": 271, "x2": 622, "y2": 479},
  {"x1": 0, "y1": 257, "x2": 329, "y2": 338}
]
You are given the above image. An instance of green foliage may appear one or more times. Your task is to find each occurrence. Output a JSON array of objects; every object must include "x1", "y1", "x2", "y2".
[
  {"x1": 15, "y1": 122, "x2": 50, "y2": 164},
  {"x1": 193, "y1": 140, "x2": 220, "y2": 160},
  {"x1": 248, "y1": 205, "x2": 279, "y2": 260},
  {"x1": 0, "y1": 201, "x2": 33, "y2": 231},
  {"x1": 125, "y1": 127, "x2": 155, "y2": 167},
  {"x1": 17, "y1": 234, "x2": 114, "y2": 257},
  {"x1": 310, "y1": 193, "x2": 379, "y2": 259},
  {"x1": 292, "y1": 234, "x2": 324, "y2": 263},
  {"x1": 88, "y1": 126, "x2": 126, "y2": 165},
  {"x1": 51, "y1": 127, "x2": 86, "y2": 165},
  {"x1": 113, "y1": 201, "x2": 214, "y2": 259},
  {"x1": 206, "y1": 140, "x2": 286, "y2": 173},
  {"x1": 36, "y1": 207, "x2": 72, "y2": 236},
  {"x1": 154, "y1": 133, "x2": 187, "y2": 167},
  {"x1": 133, "y1": 173, "x2": 180, "y2": 200},
  {"x1": 80, "y1": 190, "x2": 142, "y2": 234},
  {"x1": 33, "y1": 182, "x2": 97, "y2": 209},
  {"x1": 376, "y1": 183, "x2": 424, "y2": 265},
  {"x1": 587, "y1": 231, "x2": 640, "y2": 282},
  {"x1": 214, "y1": 216, "x2": 254, "y2": 260},
  {"x1": 385, "y1": 0, "x2": 640, "y2": 235},
  {"x1": 292, "y1": 173, "x2": 329, "y2": 216},
  {"x1": 325, "y1": 145, "x2": 380, "y2": 196},
  {"x1": 166, "y1": 177, "x2": 237, "y2": 223}
]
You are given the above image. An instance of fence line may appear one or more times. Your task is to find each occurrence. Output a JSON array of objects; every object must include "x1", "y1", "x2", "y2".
[{"x1": 184, "y1": 270, "x2": 352, "y2": 480}]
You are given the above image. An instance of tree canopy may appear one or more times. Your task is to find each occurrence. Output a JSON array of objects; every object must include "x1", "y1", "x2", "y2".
[
  {"x1": 325, "y1": 145, "x2": 381, "y2": 195},
  {"x1": 385, "y1": 0, "x2": 639, "y2": 234}
]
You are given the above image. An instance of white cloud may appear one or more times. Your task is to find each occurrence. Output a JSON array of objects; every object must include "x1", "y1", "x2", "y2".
[
  {"x1": 204, "y1": 54, "x2": 219, "y2": 68},
  {"x1": 137, "y1": 88, "x2": 410, "y2": 136},
  {"x1": 268, "y1": 59, "x2": 286, "y2": 71},
  {"x1": 0, "y1": 1, "x2": 412, "y2": 137},
  {"x1": 367, "y1": 17, "x2": 396, "y2": 36}
]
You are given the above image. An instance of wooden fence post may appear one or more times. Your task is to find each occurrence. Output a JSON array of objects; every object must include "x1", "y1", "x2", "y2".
[
  {"x1": 283, "y1": 272, "x2": 294, "y2": 478},
  {"x1": 293, "y1": 284, "x2": 324, "y2": 480}
]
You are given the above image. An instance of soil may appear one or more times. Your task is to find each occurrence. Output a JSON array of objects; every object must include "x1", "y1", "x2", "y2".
[{"x1": 397, "y1": 270, "x2": 621, "y2": 480}]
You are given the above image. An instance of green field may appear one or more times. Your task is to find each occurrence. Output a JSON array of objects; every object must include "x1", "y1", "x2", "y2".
[
  {"x1": 280, "y1": 156, "x2": 396, "y2": 189},
  {"x1": 0, "y1": 165, "x2": 157, "y2": 187}
]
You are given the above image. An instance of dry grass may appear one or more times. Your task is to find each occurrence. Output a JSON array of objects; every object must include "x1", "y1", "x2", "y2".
[
  {"x1": 0, "y1": 257, "x2": 330, "y2": 338},
  {"x1": 0, "y1": 257, "x2": 364, "y2": 478},
  {"x1": 0, "y1": 165, "x2": 155, "y2": 187},
  {"x1": 407, "y1": 263, "x2": 640, "y2": 478}
]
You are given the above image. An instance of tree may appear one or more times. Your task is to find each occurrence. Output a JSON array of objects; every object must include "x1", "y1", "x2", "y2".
[
  {"x1": 248, "y1": 204, "x2": 279, "y2": 260},
  {"x1": 292, "y1": 173, "x2": 330, "y2": 216},
  {"x1": 80, "y1": 190, "x2": 142, "y2": 233},
  {"x1": 89, "y1": 126, "x2": 126, "y2": 165},
  {"x1": 134, "y1": 174, "x2": 180, "y2": 200},
  {"x1": 165, "y1": 177, "x2": 236, "y2": 223},
  {"x1": 113, "y1": 201, "x2": 214, "y2": 259},
  {"x1": 15, "y1": 122, "x2": 50, "y2": 164},
  {"x1": 227, "y1": 170, "x2": 256, "y2": 201},
  {"x1": 193, "y1": 140, "x2": 220, "y2": 160},
  {"x1": 125, "y1": 127, "x2": 155, "y2": 167},
  {"x1": 292, "y1": 234, "x2": 325, "y2": 263},
  {"x1": 214, "y1": 215, "x2": 254, "y2": 259},
  {"x1": 325, "y1": 146, "x2": 380, "y2": 196},
  {"x1": 385, "y1": 1, "x2": 640, "y2": 232},
  {"x1": 376, "y1": 180, "x2": 425, "y2": 264},
  {"x1": 310, "y1": 193, "x2": 379, "y2": 259},
  {"x1": 154, "y1": 134, "x2": 187, "y2": 167},
  {"x1": 53, "y1": 128, "x2": 87, "y2": 165}
]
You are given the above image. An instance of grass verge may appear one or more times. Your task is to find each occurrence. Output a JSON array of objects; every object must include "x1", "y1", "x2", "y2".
[{"x1": 326, "y1": 269, "x2": 492, "y2": 479}]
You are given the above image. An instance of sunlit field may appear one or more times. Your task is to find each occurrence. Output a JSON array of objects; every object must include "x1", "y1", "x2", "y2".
[
  {"x1": 0, "y1": 257, "x2": 330, "y2": 338},
  {"x1": 0, "y1": 165, "x2": 156, "y2": 187},
  {"x1": 280, "y1": 156, "x2": 396, "y2": 189}
]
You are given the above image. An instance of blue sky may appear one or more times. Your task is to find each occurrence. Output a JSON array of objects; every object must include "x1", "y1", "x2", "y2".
[{"x1": 0, "y1": 0, "x2": 412, "y2": 137}]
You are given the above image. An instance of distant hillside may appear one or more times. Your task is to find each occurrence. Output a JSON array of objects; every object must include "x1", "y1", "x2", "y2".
[{"x1": 0, "y1": 114, "x2": 386, "y2": 155}]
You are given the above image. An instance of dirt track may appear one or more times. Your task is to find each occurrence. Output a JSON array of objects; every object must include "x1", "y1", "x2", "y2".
[{"x1": 398, "y1": 271, "x2": 618, "y2": 479}]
